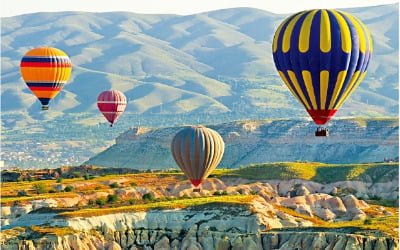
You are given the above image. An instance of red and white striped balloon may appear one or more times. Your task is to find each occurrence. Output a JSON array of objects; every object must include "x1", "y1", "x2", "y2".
[{"x1": 97, "y1": 90, "x2": 127, "y2": 127}]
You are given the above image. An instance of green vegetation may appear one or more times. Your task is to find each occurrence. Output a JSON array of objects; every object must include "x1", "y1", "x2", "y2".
[
  {"x1": 64, "y1": 186, "x2": 74, "y2": 192},
  {"x1": 142, "y1": 193, "x2": 155, "y2": 201},
  {"x1": 211, "y1": 162, "x2": 398, "y2": 183},
  {"x1": 29, "y1": 225, "x2": 78, "y2": 236},
  {"x1": 33, "y1": 183, "x2": 47, "y2": 194},
  {"x1": 319, "y1": 216, "x2": 399, "y2": 239},
  {"x1": 1, "y1": 192, "x2": 78, "y2": 204},
  {"x1": 109, "y1": 182, "x2": 119, "y2": 188},
  {"x1": 58, "y1": 195, "x2": 256, "y2": 218}
]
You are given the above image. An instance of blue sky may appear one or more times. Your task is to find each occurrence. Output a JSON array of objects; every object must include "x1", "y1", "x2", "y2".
[{"x1": 1, "y1": 0, "x2": 398, "y2": 17}]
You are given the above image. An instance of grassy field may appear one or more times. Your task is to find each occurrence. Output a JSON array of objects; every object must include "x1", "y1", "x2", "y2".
[
  {"x1": 2, "y1": 162, "x2": 397, "y2": 205},
  {"x1": 211, "y1": 162, "x2": 398, "y2": 183},
  {"x1": 58, "y1": 195, "x2": 256, "y2": 218}
]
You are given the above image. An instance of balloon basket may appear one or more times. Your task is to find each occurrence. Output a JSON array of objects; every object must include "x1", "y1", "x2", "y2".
[
  {"x1": 315, "y1": 127, "x2": 329, "y2": 137},
  {"x1": 41, "y1": 106, "x2": 49, "y2": 110},
  {"x1": 192, "y1": 188, "x2": 201, "y2": 192}
]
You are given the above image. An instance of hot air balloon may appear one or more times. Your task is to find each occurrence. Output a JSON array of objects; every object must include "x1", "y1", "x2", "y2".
[
  {"x1": 97, "y1": 90, "x2": 127, "y2": 127},
  {"x1": 272, "y1": 9, "x2": 373, "y2": 136},
  {"x1": 20, "y1": 47, "x2": 72, "y2": 110},
  {"x1": 171, "y1": 125, "x2": 225, "y2": 191}
]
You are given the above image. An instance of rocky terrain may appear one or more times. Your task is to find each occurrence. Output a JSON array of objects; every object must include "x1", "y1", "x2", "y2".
[
  {"x1": 1, "y1": 169, "x2": 398, "y2": 249},
  {"x1": 86, "y1": 118, "x2": 399, "y2": 168}
]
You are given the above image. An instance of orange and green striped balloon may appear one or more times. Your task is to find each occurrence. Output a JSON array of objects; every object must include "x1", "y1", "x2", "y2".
[
  {"x1": 272, "y1": 9, "x2": 373, "y2": 125},
  {"x1": 20, "y1": 47, "x2": 72, "y2": 110}
]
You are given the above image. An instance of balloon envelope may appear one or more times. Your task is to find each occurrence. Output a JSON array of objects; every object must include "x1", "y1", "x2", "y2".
[
  {"x1": 97, "y1": 90, "x2": 127, "y2": 126},
  {"x1": 272, "y1": 9, "x2": 373, "y2": 125},
  {"x1": 171, "y1": 126, "x2": 225, "y2": 187},
  {"x1": 20, "y1": 47, "x2": 72, "y2": 109}
]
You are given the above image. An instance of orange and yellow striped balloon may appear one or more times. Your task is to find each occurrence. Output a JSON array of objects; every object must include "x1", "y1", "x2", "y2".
[{"x1": 20, "y1": 47, "x2": 72, "y2": 110}]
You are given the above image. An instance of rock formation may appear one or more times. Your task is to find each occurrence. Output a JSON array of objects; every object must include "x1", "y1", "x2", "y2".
[{"x1": 85, "y1": 118, "x2": 399, "y2": 169}]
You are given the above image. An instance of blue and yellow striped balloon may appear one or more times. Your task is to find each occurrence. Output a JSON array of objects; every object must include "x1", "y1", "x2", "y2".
[{"x1": 272, "y1": 9, "x2": 373, "y2": 125}]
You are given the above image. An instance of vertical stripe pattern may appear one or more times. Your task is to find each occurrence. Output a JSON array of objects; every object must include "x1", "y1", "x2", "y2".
[
  {"x1": 20, "y1": 47, "x2": 72, "y2": 108},
  {"x1": 171, "y1": 126, "x2": 225, "y2": 187},
  {"x1": 272, "y1": 9, "x2": 372, "y2": 125},
  {"x1": 97, "y1": 90, "x2": 127, "y2": 126}
]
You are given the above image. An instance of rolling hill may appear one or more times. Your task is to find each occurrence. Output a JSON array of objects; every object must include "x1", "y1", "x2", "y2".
[{"x1": 1, "y1": 4, "x2": 398, "y2": 169}]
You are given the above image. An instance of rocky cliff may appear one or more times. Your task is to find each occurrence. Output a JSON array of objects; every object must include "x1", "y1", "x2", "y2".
[
  {"x1": 85, "y1": 118, "x2": 399, "y2": 169},
  {"x1": 1, "y1": 175, "x2": 398, "y2": 249},
  {"x1": 2, "y1": 226, "x2": 397, "y2": 250}
]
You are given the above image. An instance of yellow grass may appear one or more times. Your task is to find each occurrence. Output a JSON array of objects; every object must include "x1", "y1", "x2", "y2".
[
  {"x1": 30, "y1": 225, "x2": 78, "y2": 236},
  {"x1": 1, "y1": 192, "x2": 79, "y2": 204},
  {"x1": 59, "y1": 195, "x2": 257, "y2": 218},
  {"x1": 318, "y1": 216, "x2": 399, "y2": 239}
]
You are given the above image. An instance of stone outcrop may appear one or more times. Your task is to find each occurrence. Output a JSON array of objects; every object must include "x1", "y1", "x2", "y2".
[
  {"x1": 2, "y1": 177, "x2": 397, "y2": 229},
  {"x1": 1, "y1": 227, "x2": 397, "y2": 250},
  {"x1": 85, "y1": 118, "x2": 398, "y2": 168},
  {"x1": 1, "y1": 175, "x2": 398, "y2": 249}
]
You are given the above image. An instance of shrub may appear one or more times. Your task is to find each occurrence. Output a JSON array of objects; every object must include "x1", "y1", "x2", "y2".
[
  {"x1": 142, "y1": 193, "x2": 155, "y2": 201},
  {"x1": 250, "y1": 190, "x2": 257, "y2": 195},
  {"x1": 364, "y1": 218, "x2": 373, "y2": 225},
  {"x1": 83, "y1": 174, "x2": 90, "y2": 180},
  {"x1": 95, "y1": 197, "x2": 107, "y2": 206},
  {"x1": 130, "y1": 182, "x2": 138, "y2": 187},
  {"x1": 109, "y1": 183, "x2": 119, "y2": 188},
  {"x1": 17, "y1": 190, "x2": 28, "y2": 197},
  {"x1": 56, "y1": 178, "x2": 63, "y2": 183},
  {"x1": 73, "y1": 172, "x2": 81, "y2": 178},
  {"x1": 370, "y1": 195, "x2": 382, "y2": 201},
  {"x1": 213, "y1": 191, "x2": 222, "y2": 196},
  {"x1": 94, "y1": 186, "x2": 102, "y2": 190},
  {"x1": 64, "y1": 186, "x2": 74, "y2": 192},
  {"x1": 34, "y1": 183, "x2": 47, "y2": 194},
  {"x1": 107, "y1": 194, "x2": 119, "y2": 204},
  {"x1": 128, "y1": 199, "x2": 136, "y2": 205}
]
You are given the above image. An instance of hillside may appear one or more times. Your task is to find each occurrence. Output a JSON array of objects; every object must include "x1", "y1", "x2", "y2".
[
  {"x1": 1, "y1": 4, "x2": 399, "y2": 169},
  {"x1": 1, "y1": 5, "x2": 398, "y2": 119},
  {"x1": 1, "y1": 163, "x2": 398, "y2": 249},
  {"x1": 85, "y1": 118, "x2": 399, "y2": 168}
]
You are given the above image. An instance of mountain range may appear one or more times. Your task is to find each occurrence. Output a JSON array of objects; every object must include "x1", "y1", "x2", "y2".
[{"x1": 1, "y1": 4, "x2": 398, "y2": 169}]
